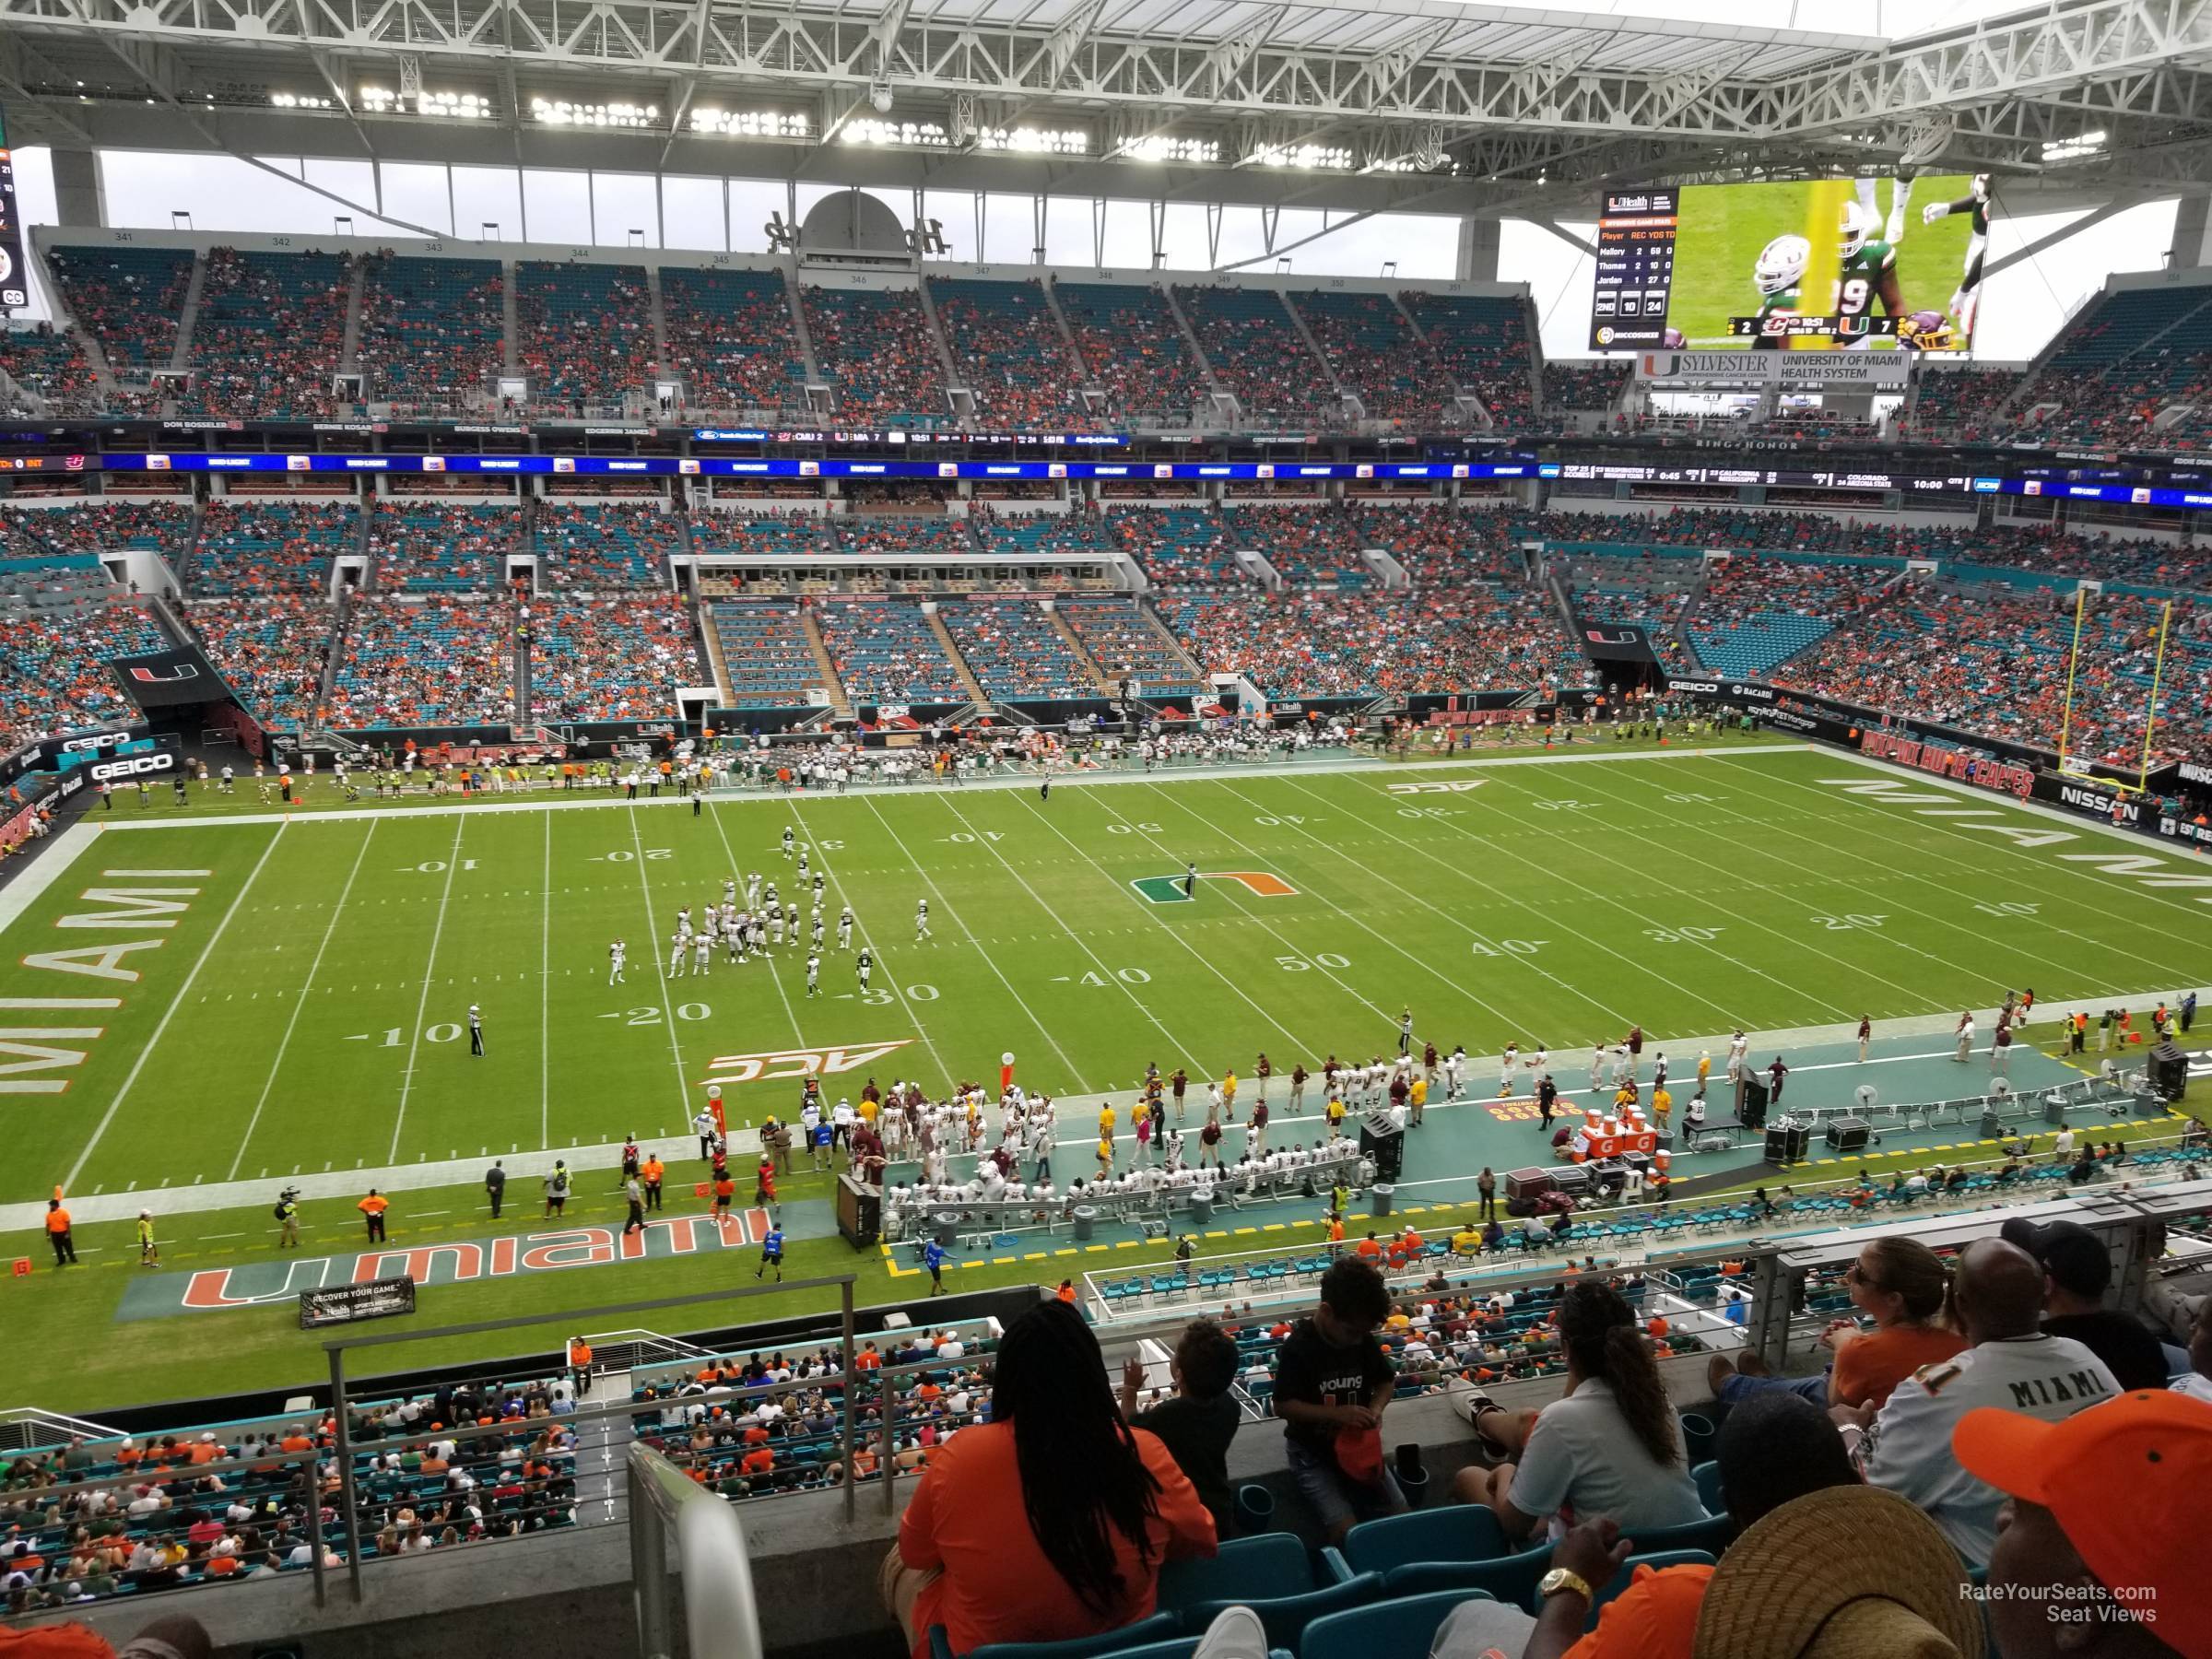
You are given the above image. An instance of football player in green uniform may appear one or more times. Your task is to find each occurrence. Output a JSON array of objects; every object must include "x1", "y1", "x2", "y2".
[
  {"x1": 1750, "y1": 233, "x2": 1810, "y2": 349},
  {"x1": 1834, "y1": 200, "x2": 1906, "y2": 347}
]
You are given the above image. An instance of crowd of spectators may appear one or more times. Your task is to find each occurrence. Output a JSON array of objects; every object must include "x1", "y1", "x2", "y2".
[
  {"x1": 514, "y1": 263, "x2": 655, "y2": 412},
  {"x1": 1296, "y1": 290, "x2": 1453, "y2": 424},
  {"x1": 45, "y1": 245, "x2": 193, "y2": 375},
  {"x1": 183, "y1": 595, "x2": 334, "y2": 732},
  {"x1": 1171, "y1": 287, "x2": 1332, "y2": 425},
  {"x1": 190, "y1": 499, "x2": 356, "y2": 595},
  {"x1": 970, "y1": 508, "x2": 1117, "y2": 559},
  {"x1": 0, "y1": 600, "x2": 173, "y2": 750},
  {"x1": 1905, "y1": 366, "x2": 2020, "y2": 441},
  {"x1": 1354, "y1": 504, "x2": 1535, "y2": 586},
  {"x1": 1541, "y1": 359, "x2": 1630, "y2": 413},
  {"x1": 534, "y1": 501, "x2": 681, "y2": 591},
  {"x1": 804, "y1": 287, "x2": 949, "y2": 422},
  {"x1": 327, "y1": 594, "x2": 517, "y2": 728},
  {"x1": 526, "y1": 595, "x2": 697, "y2": 721},
  {"x1": 1220, "y1": 504, "x2": 1373, "y2": 588},
  {"x1": 355, "y1": 253, "x2": 507, "y2": 407},
  {"x1": 1684, "y1": 555, "x2": 1890, "y2": 678},
  {"x1": 0, "y1": 324, "x2": 98, "y2": 413},
  {"x1": 840, "y1": 514, "x2": 976, "y2": 557},
  {"x1": 370, "y1": 503, "x2": 517, "y2": 593},
  {"x1": 661, "y1": 269, "x2": 808, "y2": 415},
  {"x1": 1776, "y1": 580, "x2": 2211, "y2": 764},
  {"x1": 1108, "y1": 509, "x2": 1242, "y2": 585},
  {"x1": 710, "y1": 601, "x2": 829, "y2": 709},
  {"x1": 1054, "y1": 282, "x2": 1212, "y2": 419},
  {"x1": 688, "y1": 509, "x2": 835, "y2": 557},
  {"x1": 930, "y1": 278, "x2": 1084, "y2": 429},
  {"x1": 182, "y1": 248, "x2": 347, "y2": 420},
  {"x1": 936, "y1": 598, "x2": 1099, "y2": 700},
  {"x1": 1, "y1": 500, "x2": 192, "y2": 560},
  {"x1": 1402, "y1": 292, "x2": 1536, "y2": 429},
  {"x1": 1053, "y1": 595, "x2": 1206, "y2": 694},
  {"x1": 1154, "y1": 585, "x2": 1583, "y2": 699},
  {"x1": 813, "y1": 598, "x2": 968, "y2": 703},
  {"x1": 1571, "y1": 575, "x2": 1696, "y2": 674}
]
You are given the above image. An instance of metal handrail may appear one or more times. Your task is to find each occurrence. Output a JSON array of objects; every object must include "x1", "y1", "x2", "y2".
[{"x1": 629, "y1": 1442, "x2": 765, "y2": 1659}]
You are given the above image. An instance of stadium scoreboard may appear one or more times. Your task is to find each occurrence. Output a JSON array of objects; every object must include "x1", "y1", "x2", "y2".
[
  {"x1": 0, "y1": 105, "x2": 27, "y2": 313},
  {"x1": 1729, "y1": 313, "x2": 1903, "y2": 341},
  {"x1": 1588, "y1": 188, "x2": 1678, "y2": 351}
]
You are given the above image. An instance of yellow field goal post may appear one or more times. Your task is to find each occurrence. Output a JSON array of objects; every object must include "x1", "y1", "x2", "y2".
[{"x1": 2054, "y1": 585, "x2": 2176, "y2": 794}]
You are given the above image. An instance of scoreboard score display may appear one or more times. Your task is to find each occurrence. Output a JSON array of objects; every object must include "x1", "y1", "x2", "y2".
[
  {"x1": 0, "y1": 104, "x2": 27, "y2": 312},
  {"x1": 1588, "y1": 189, "x2": 1679, "y2": 351}
]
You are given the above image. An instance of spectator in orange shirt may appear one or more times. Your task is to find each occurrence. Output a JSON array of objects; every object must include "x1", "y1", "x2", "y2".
[
  {"x1": 1355, "y1": 1232, "x2": 1382, "y2": 1263},
  {"x1": 1057, "y1": 1280, "x2": 1077, "y2": 1303},
  {"x1": 357, "y1": 1189, "x2": 388, "y2": 1241},
  {"x1": 884, "y1": 1301, "x2": 1215, "y2": 1659}
]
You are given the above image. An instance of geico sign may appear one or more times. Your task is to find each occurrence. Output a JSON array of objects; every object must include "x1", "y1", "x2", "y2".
[
  {"x1": 59, "y1": 730, "x2": 134, "y2": 754},
  {"x1": 90, "y1": 752, "x2": 175, "y2": 782}
]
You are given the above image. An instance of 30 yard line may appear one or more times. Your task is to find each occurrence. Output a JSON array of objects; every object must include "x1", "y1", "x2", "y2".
[
  {"x1": 787, "y1": 797, "x2": 955, "y2": 1087},
  {"x1": 861, "y1": 795, "x2": 1092, "y2": 1089},
  {"x1": 626, "y1": 805, "x2": 693, "y2": 1118},
  {"x1": 227, "y1": 820, "x2": 377, "y2": 1180},
  {"x1": 387, "y1": 820, "x2": 465, "y2": 1161},
  {"x1": 63, "y1": 823, "x2": 289, "y2": 1192}
]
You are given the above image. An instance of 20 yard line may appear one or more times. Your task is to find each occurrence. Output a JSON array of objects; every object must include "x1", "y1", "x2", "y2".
[
  {"x1": 226, "y1": 820, "x2": 377, "y2": 1180},
  {"x1": 627, "y1": 805, "x2": 693, "y2": 1117},
  {"x1": 64, "y1": 823, "x2": 290, "y2": 1192},
  {"x1": 387, "y1": 821, "x2": 465, "y2": 1161}
]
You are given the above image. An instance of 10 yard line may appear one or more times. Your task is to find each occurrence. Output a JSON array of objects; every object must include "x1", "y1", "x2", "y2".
[
  {"x1": 387, "y1": 820, "x2": 465, "y2": 1161},
  {"x1": 64, "y1": 823, "x2": 289, "y2": 1192},
  {"x1": 227, "y1": 819, "x2": 377, "y2": 1181}
]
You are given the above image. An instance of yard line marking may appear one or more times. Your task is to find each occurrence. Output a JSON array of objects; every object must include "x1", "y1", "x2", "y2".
[
  {"x1": 938, "y1": 794, "x2": 1203, "y2": 1075},
  {"x1": 1119, "y1": 782, "x2": 1523, "y2": 1041},
  {"x1": 861, "y1": 795, "x2": 1091, "y2": 1089},
  {"x1": 1566, "y1": 759, "x2": 2130, "y2": 992},
  {"x1": 1708, "y1": 752, "x2": 2212, "y2": 957},
  {"x1": 1025, "y1": 790, "x2": 1334, "y2": 1055},
  {"x1": 1478, "y1": 767, "x2": 1947, "y2": 1012},
  {"x1": 627, "y1": 805, "x2": 693, "y2": 1117},
  {"x1": 388, "y1": 821, "x2": 465, "y2": 1161},
  {"x1": 63, "y1": 823, "x2": 290, "y2": 1193},
  {"x1": 226, "y1": 820, "x2": 378, "y2": 1182},
  {"x1": 703, "y1": 798, "x2": 804, "y2": 1047},
  {"x1": 540, "y1": 812, "x2": 552, "y2": 1149},
  {"x1": 1271, "y1": 776, "x2": 1721, "y2": 1030}
]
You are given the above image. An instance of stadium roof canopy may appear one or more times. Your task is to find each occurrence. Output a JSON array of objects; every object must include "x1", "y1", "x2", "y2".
[{"x1": 3, "y1": 0, "x2": 2209, "y2": 215}]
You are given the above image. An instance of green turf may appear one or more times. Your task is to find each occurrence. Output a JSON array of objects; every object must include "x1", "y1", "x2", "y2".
[
  {"x1": 7, "y1": 741, "x2": 2212, "y2": 1406},
  {"x1": 1667, "y1": 175, "x2": 1980, "y2": 350}
]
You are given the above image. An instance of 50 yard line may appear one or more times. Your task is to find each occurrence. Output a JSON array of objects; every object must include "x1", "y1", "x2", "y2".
[
  {"x1": 627, "y1": 805, "x2": 693, "y2": 1117},
  {"x1": 227, "y1": 820, "x2": 376, "y2": 1181},
  {"x1": 387, "y1": 820, "x2": 465, "y2": 1161}
]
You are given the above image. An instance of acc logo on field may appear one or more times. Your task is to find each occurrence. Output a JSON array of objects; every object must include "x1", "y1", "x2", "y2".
[
  {"x1": 1386, "y1": 779, "x2": 1488, "y2": 795},
  {"x1": 700, "y1": 1038, "x2": 915, "y2": 1089}
]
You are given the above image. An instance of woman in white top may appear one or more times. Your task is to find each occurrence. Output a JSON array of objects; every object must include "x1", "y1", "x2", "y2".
[{"x1": 1452, "y1": 1279, "x2": 1708, "y2": 1542}]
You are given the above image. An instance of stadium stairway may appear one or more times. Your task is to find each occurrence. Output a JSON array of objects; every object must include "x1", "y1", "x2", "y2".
[
  {"x1": 502, "y1": 262, "x2": 521, "y2": 375},
  {"x1": 339, "y1": 255, "x2": 368, "y2": 376},
  {"x1": 1277, "y1": 290, "x2": 1349, "y2": 407},
  {"x1": 783, "y1": 274, "x2": 826, "y2": 387},
  {"x1": 168, "y1": 250, "x2": 209, "y2": 372},
  {"x1": 646, "y1": 266, "x2": 671, "y2": 375},
  {"x1": 696, "y1": 602, "x2": 736, "y2": 705},
  {"x1": 913, "y1": 278, "x2": 966, "y2": 405},
  {"x1": 1162, "y1": 284, "x2": 1227, "y2": 399},
  {"x1": 33, "y1": 245, "x2": 121, "y2": 405},
  {"x1": 1043, "y1": 601, "x2": 1113, "y2": 691},
  {"x1": 1040, "y1": 275, "x2": 1093, "y2": 383},
  {"x1": 798, "y1": 606, "x2": 853, "y2": 719},
  {"x1": 571, "y1": 1371, "x2": 636, "y2": 1529},
  {"x1": 926, "y1": 606, "x2": 991, "y2": 704}
]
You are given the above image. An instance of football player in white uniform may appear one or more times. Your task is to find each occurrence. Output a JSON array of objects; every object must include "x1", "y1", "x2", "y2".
[
  {"x1": 806, "y1": 952, "x2": 822, "y2": 998},
  {"x1": 782, "y1": 827, "x2": 794, "y2": 861},
  {"x1": 667, "y1": 931, "x2": 687, "y2": 978},
  {"x1": 915, "y1": 899, "x2": 932, "y2": 942},
  {"x1": 837, "y1": 905, "x2": 855, "y2": 951},
  {"x1": 608, "y1": 938, "x2": 627, "y2": 985},
  {"x1": 857, "y1": 947, "x2": 874, "y2": 993}
]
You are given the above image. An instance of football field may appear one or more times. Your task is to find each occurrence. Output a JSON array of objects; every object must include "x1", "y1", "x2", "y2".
[{"x1": 9, "y1": 740, "x2": 2211, "y2": 1211}]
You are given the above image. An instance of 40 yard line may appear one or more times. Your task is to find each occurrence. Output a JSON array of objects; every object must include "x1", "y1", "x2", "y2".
[
  {"x1": 627, "y1": 805, "x2": 693, "y2": 1118},
  {"x1": 227, "y1": 819, "x2": 376, "y2": 1181},
  {"x1": 387, "y1": 820, "x2": 465, "y2": 1161}
]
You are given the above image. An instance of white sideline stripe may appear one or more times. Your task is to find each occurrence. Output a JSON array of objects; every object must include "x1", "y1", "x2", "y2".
[
  {"x1": 59, "y1": 824, "x2": 290, "y2": 1193},
  {"x1": 387, "y1": 821, "x2": 465, "y2": 1161},
  {"x1": 226, "y1": 820, "x2": 378, "y2": 1181},
  {"x1": 17, "y1": 982, "x2": 2204, "y2": 1233},
  {"x1": 76, "y1": 744, "x2": 1811, "y2": 831},
  {"x1": 0, "y1": 821, "x2": 104, "y2": 937}
]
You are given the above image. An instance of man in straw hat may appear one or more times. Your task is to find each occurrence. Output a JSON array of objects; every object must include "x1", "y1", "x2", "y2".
[{"x1": 1953, "y1": 1389, "x2": 2211, "y2": 1659}]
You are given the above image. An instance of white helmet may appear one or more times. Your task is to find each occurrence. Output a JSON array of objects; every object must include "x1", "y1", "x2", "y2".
[
  {"x1": 1753, "y1": 234, "x2": 1810, "y2": 298},
  {"x1": 1840, "y1": 199, "x2": 1877, "y2": 259}
]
